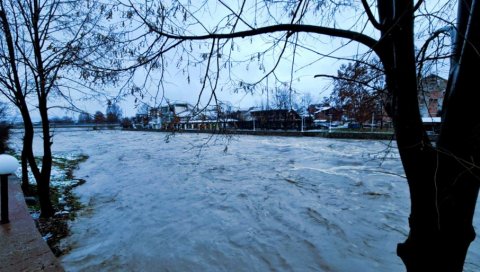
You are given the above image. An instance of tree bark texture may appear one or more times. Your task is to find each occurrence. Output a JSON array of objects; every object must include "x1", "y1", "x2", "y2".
[
  {"x1": 375, "y1": 1, "x2": 480, "y2": 270},
  {"x1": 21, "y1": 142, "x2": 29, "y2": 193}
]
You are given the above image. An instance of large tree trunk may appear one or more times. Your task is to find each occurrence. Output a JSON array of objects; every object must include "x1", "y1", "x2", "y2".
[
  {"x1": 380, "y1": 0, "x2": 480, "y2": 270},
  {"x1": 37, "y1": 99, "x2": 54, "y2": 218},
  {"x1": 31, "y1": 0, "x2": 54, "y2": 219},
  {"x1": 20, "y1": 104, "x2": 54, "y2": 218},
  {"x1": 430, "y1": 0, "x2": 480, "y2": 269}
]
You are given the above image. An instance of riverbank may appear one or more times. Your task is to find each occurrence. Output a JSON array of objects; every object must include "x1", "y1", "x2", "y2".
[
  {"x1": 124, "y1": 128, "x2": 397, "y2": 140},
  {"x1": 22, "y1": 153, "x2": 89, "y2": 256}
]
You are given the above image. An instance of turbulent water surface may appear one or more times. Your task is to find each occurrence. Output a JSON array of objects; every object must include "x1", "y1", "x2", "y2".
[{"x1": 11, "y1": 130, "x2": 480, "y2": 271}]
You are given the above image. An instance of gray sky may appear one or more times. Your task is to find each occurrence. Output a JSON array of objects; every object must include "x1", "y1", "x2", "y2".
[
  {"x1": 102, "y1": 0, "x2": 374, "y2": 118},
  {"x1": 3, "y1": 0, "x2": 453, "y2": 121}
]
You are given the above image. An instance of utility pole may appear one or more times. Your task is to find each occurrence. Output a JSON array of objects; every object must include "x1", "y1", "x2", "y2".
[
  {"x1": 371, "y1": 112, "x2": 375, "y2": 132},
  {"x1": 266, "y1": 76, "x2": 269, "y2": 110},
  {"x1": 328, "y1": 114, "x2": 332, "y2": 133}
]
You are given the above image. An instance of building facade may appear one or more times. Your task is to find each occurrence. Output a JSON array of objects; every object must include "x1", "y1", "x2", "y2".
[{"x1": 418, "y1": 74, "x2": 447, "y2": 117}]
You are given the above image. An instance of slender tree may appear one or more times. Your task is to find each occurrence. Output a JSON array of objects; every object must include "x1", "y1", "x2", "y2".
[
  {"x1": 122, "y1": 0, "x2": 478, "y2": 269},
  {"x1": 0, "y1": 0, "x2": 119, "y2": 217},
  {"x1": 0, "y1": 0, "x2": 46, "y2": 211}
]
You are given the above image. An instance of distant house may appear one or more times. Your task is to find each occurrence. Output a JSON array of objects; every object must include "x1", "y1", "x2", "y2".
[
  {"x1": 223, "y1": 107, "x2": 257, "y2": 129},
  {"x1": 250, "y1": 109, "x2": 301, "y2": 130},
  {"x1": 196, "y1": 104, "x2": 222, "y2": 121},
  {"x1": 229, "y1": 110, "x2": 250, "y2": 122},
  {"x1": 133, "y1": 113, "x2": 149, "y2": 128},
  {"x1": 418, "y1": 74, "x2": 446, "y2": 117},
  {"x1": 308, "y1": 105, "x2": 342, "y2": 122},
  {"x1": 234, "y1": 107, "x2": 260, "y2": 121},
  {"x1": 159, "y1": 102, "x2": 193, "y2": 130},
  {"x1": 187, "y1": 104, "x2": 237, "y2": 130},
  {"x1": 147, "y1": 107, "x2": 162, "y2": 129}
]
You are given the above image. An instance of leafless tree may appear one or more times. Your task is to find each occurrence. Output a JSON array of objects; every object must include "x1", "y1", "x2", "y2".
[
  {"x1": 272, "y1": 86, "x2": 293, "y2": 110},
  {"x1": 0, "y1": 0, "x2": 119, "y2": 217}
]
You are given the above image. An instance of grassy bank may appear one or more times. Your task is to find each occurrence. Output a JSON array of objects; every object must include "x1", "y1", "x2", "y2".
[{"x1": 22, "y1": 153, "x2": 89, "y2": 256}]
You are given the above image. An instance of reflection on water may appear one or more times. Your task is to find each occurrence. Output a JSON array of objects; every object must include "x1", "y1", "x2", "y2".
[{"x1": 9, "y1": 130, "x2": 479, "y2": 271}]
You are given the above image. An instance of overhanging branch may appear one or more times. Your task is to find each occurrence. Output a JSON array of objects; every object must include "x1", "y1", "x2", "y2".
[{"x1": 148, "y1": 23, "x2": 381, "y2": 56}]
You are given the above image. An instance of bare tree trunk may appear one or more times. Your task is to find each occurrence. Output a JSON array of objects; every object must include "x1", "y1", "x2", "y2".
[
  {"x1": 430, "y1": 0, "x2": 480, "y2": 269},
  {"x1": 20, "y1": 104, "x2": 54, "y2": 218},
  {"x1": 385, "y1": 3, "x2": 441, "y2": 269},
  {"x1": 387, "y1": 1, "x2": 480, "y2": 270},
  {"x1": 21, "y1": 145, "x2": 29, "y2": 193},
  {"x1": 37, "y1": 99, "x2": 54, "y2": 218},
  {"x1": 31, "y1": 0, "x2": 54, "y2": 219}
]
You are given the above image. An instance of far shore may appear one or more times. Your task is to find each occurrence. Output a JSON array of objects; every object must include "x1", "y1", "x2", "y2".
[
  {"x1": 124, "y1": 127, "x2": 397, "y2": 140},
  {"x1": 11, "y1": 123, "x2": 441, "y2": 141}
]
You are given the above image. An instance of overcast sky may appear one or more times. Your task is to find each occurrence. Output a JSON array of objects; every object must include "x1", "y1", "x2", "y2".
[
  {"x1": 2, "y1": 0, "x2": 453, "y2": 121},
  {"x1": 102, "y1": 0, "x2": 374, "y2": 118}
]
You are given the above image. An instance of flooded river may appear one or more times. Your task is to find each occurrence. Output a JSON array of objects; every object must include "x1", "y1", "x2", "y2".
[{"x1": 10, "y1": 129, "x2": 480, "y2": 271}]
